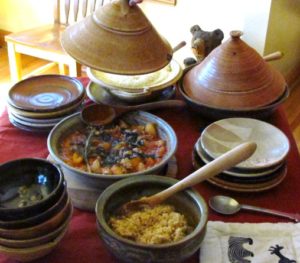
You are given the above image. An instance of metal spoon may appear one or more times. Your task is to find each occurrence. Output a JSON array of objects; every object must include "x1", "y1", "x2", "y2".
[
  {"x1": 209, "y1": 195, "x2": 300, "y2": 222},
  {"x1": 81, "y1": 100, "x2": 186, "y2": 126},
  {"x1": 120, "y1": 142, "x2": 256, "y2": 214}
]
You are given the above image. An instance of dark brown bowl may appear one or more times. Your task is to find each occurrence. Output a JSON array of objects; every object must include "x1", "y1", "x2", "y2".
[
  {"x1": 0, "y1": 197, "x2": 72, "y2": 240},
  {"x1": 0, "y1": 185, "x2": 67, "y2": 229},
  {"x1": 0, "y1": 158, "x2": 64, "y2": 221}
]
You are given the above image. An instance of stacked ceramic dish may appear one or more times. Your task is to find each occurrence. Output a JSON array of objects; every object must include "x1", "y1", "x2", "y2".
[
  {"x1": 87, "y1": 59, "x2": 182, "y2": 103},
  {"x1": 179, "y1": 31, "x2": 289, "y2": 119},
  {"x1": 193, "y1": 118, "x2": 290, "y2": 192},
  {"x1": 7, "y1": 75, "x2": 85, "y2": 133},
  {"x1": 0, "y1": 158, "x2": 72, "y2": 262}
]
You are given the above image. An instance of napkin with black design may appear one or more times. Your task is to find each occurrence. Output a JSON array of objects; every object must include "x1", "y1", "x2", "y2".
[{"x1": 199, "y1": 221, "x2": 300, "y2": 263}]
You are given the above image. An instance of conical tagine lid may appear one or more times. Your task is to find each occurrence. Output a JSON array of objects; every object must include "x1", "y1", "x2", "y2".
[
  {"x1": 61, "y1": 0, "x2": 173, "y2": 75},
  {"x1": 182, "y1": 31, "x2": 286, "y2": 110}
]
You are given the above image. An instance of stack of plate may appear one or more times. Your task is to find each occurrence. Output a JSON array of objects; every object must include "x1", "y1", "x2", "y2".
[
  {"x1": 6, "y1": 75, "x2": 85, "y2": 133},
  {"x1": 193, "y1": 118, "x2": 290, "y2": 192}
]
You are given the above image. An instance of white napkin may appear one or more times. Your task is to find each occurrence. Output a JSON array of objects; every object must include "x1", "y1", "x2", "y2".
[{"x1": 199, "y1": 221, "x2": 300, "y2": 263}]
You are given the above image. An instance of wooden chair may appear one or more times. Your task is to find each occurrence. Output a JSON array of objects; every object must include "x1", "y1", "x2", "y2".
[{"x1": 5, "y1": 0, "x2": 105, "y2": 83}]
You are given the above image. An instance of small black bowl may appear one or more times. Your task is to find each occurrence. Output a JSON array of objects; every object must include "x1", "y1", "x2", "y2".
[{"x1": 0, "y1": 158, "x2": 64, "y2": 220}]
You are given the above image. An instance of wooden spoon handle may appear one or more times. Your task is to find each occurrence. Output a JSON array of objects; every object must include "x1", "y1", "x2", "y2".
[
  {"x1": 148, "y1": 142, "x2": 257, "y2": 205},
  {"x1": 263, "y1": 51, "x2": 283, "y2": 62},
  {"x1": 127, "y1": 100, "x2": 186, "y2": 111}
]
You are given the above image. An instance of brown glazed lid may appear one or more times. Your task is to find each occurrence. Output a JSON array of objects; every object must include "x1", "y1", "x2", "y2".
[
  {"x1": 61, "y1": 0, "x2": 173, "y2": 75},
  {"x1": 182, "y1": 31, "x2": 286, "y2": 110}
]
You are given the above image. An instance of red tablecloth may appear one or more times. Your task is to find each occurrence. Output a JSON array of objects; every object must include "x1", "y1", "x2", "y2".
[{"x1": 0, "y1": 78, "x2": 299, "y2": 263}]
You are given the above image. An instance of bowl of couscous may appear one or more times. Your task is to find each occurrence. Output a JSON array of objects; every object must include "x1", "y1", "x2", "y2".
[{"x1": 95, "y1": 175, "x2": 208, "y2": 263}]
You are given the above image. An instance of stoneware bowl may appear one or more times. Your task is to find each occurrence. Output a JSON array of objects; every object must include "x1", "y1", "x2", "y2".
[
  {"x1": 0, "y1": 215, "x2": 71, "y2": 262},
  {"x1": 0, "y1": 204, "x2": 72, "y2": 249},
  {"x1": 0, "y1": 183, "x2": 67, "y2": 229},
  {"x1": 0, "y1": 158, "x2": 64, "y2": 221},
  {"x1": 0, "y1": 197, "x2": 72, "y2": 240},
  {"x1": 95, "y1": 175, "x2": 208, "y2": 263},
  {"x1": 47, "y1": 111, "x2": 177, "y2": 211}
]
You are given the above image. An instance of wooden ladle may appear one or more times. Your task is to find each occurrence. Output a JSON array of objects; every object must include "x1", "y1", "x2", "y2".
[
  {"x1": 120, "y1": 141, "x2": 257, "y2": 214},
  {"x1": 81, "y1": 100, "x2": 186, "y2": 126}
]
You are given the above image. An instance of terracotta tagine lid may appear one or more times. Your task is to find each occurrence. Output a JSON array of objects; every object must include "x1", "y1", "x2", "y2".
[
  {"x1": 182, "y1": 31, "x2": 286, "y2": 110},
  {"x1": 61, "y1": 0, "x2": 173, "y2": 75}
]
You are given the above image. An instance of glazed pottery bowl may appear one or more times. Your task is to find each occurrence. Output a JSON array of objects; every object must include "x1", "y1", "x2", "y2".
[
  {"x1": 0, "y1": 197, "x2": 72, "y2": 240},
  {"x1": 0, "y1": 186, "x2": 67, "y2": 229},
  {"x1": 47, "y1": 111, "x2": 177, "y2": 211},
  {"x1": 95, "y1": 175, "x2": 208, "y2": 263},
  {"x1": 0, "y1": 158, "x2": 64, "y2": 220},
  {"x1": 0, "y1": 203, "x2": 72, "y2": 249},
  {"x1": 0, "y1": 212, "x2": 71, "y2": 262}
]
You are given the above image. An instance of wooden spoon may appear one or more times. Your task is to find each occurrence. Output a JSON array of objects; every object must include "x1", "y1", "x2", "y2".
[
  {"x1": 81, "y1": 100, "x2": 186, "y2": 126},
  {"x1": 120, "y1": 141, "x2": 257, "y2": 214},
  {"x1": 263, "y1": 51, "x2": 283, "y2": 62}
]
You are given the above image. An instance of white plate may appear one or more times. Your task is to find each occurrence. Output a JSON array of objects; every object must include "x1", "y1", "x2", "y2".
[
  {"x1": 200, "y1": 118, "x2": 290, "y2": 170},
  {"x1": 195, "y1": 138, "x2": 283, "y2": 177}
]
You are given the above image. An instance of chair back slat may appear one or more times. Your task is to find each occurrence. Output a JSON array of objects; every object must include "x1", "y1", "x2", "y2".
[
  {"x1": 82, "y1": 0, "x2": 88, "y2": 17},
  {"x1": 90, "y1": 0, "x2": 96, "y2": 13},
  {"x1": 73, "y1": 0, "x2": 80, "y2": 21},
  {"x1": 54, "y1": 0, "x2": 106, "y2": 26},
  {"x1": 54, "y1": 0, "x2": 60, "y2": 24},
  {"x1": 64, "y1": 0, "x2": 71, "y2": 25}
]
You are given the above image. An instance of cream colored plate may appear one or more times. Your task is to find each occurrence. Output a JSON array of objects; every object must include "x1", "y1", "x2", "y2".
[
  {"x1": 201, "y1": 118, "x2": 290, "y2": 170},
  {"x1": 87, "y1": 59, "x2": 182, "y2": 93}
]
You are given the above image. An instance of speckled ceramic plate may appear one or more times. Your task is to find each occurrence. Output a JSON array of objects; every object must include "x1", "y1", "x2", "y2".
[
  {"x1": 192, "y1": 149, "x2": 287, "y2": 192},
  {"x1": 195, "y1": 138, "x2": 283, "y2": 177},
  {"x1": 200, "y1": 118, "x2": 290, "y2": 170},
  {"x1": 8, "y1": 75, "x2": 85, "y2": 112}
]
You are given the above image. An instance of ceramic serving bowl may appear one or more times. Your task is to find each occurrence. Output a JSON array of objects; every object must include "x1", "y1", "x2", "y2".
[
  {"x1": 47, "y1": 111, "x2": 177, "y2": 211},
  {"x1": 0, "y1": 215, "x2": 70, "y2": 262},
  {"x1": 0, "y1": 197, "x2": 72, "y2": 240},
  {"x1": 95, "y1": 175, "x2": 208, "y2": 263},
  {"x1": 7, "y1": 75, "x2": 85, "y2": 113},
  {"x1": 0, "y1": 186, "x2": 67, "y2": 229},
  {"x1": 0, "y1": 158, "x2": 64, "y2": 221},
  {"x1": 0, "y1": 203, "x2": 72, "y2": 249}
]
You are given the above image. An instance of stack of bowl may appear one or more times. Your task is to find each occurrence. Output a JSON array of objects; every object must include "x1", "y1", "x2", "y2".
[
  {"x1": 7, "y1": 75, "x2": 85, "y2": 133},
  {"x1": 0, "y1": 158, "x2": 72, "y2": 262},
  {"x1": 179, "y1": 31, "x2": 289, "y2": 120},
  {"x1": 193, "y1": 118, "x2": 290, "y2": 192},
  {"x1": 86, "y1": 59, "x2": 182, "y2": 104}
]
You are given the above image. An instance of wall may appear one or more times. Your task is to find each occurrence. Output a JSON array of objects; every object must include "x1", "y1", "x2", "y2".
[
  {"x1": 0, "y1": 0, "x2": 53, "y2": 32},
  {"x1": 140, "y1": 0, "x2": 271, "y2": 65},
  {"x1": 264, "y1": 0, "x2": 300, "y2": 83}
]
